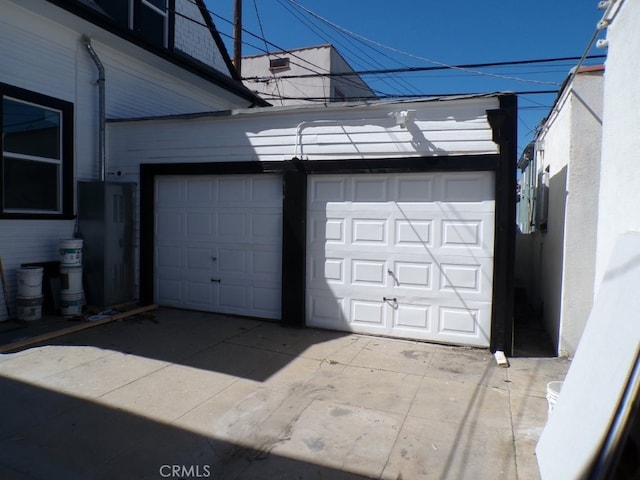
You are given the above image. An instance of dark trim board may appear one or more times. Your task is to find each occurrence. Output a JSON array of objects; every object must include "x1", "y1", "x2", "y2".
[
  {"x1": 488, "y1": 95, "x2": 518, "y2": 356},
  {"x1": 139, "y1": 145, "x2": 514, "y2": 352}
]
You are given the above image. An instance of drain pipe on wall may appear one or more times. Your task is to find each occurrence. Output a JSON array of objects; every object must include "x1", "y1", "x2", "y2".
[{"x1": 81, "y1": 35, "x2": 106, "y2": 182}]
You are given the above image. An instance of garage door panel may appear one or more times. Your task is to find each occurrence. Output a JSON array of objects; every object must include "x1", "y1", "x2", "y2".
[
  {"x1": 307, "y1": 172, "x2": 494, "y2": 347},
  {"x1": 186, "y1": 247, "x2": 212, "y2": 269},
  {"x1": 185, "y1": 178, "x2": 212, "y2": 202},
  {"x1": 394, "y1": 219, "x2": 433, "y2": 247},
  {"x1": 307, "y1": 293, "x2": 345, "y2": 329},
  {"x1": 351, "y1": 259, "x2": 387, "y2": 286},
  {"x1": 441, "y1": 172, "x2": 494, "y2": 202},
  {"x1": 309, "y1": 177, "x2": 346, "y2": 206},
  {"x1": 155, "y1": 175, "x2": 282, "y2": 320},
  {"x1": 217, "y1": 177, "x2": 247, "y2": 203},
  {"x1": 156, "y1": 177, "x2": 184, "y2": 204},
  {"x1": 217, "y1": 247, "x2": 248, "y2": 275},
  {"x1": 396, "y1": 177, "x2": 435, "y2": 202},
  {"x1": 157, "y1": 278, "x2": 183, "y2": 304},
  {"x1": 186, "y1": 281, "x2": 214, "y2": 306},
  {"x1": 353, "y1": 177, "x2": 389, "y2": 202},
  {"x1": 437, "y1": 302, "x2": 491, "y2": 343},
  {"x1": 351, "y1": 219, "x2": 388, "y2": 245},
  {"x1": 252, "y1": 250, "x2": 282, "y2": 277},
  {"x1": 252, "y1": 213, "x2": 282, "y2": 240},
  {"x1": 217, "y1": 211, "x2": 247, "y2": 239},
  {"x1": 308, "y1": 217, "x2": 346, "y2": 247},
  {"x1": 392, "y1": 260, "x2": 433, "y2": 290},
  {"x1": 156, "y1": 210, "x2": 184, "y2": 239},
  {"x1": 351, "y1": 299, "x2": 386, "y2": 327},
  {"x1": 186, "y1": 212, "x2": 212, "y2": 237},
  {"x1": 393, "y1": 303, "x2": 432, "y2": 330},
  {"x1": 253, "y1": 286, "x2": 280, "y2": 314}
]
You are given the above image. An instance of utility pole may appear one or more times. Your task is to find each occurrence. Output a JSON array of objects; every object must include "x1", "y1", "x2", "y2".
[{"x1": 233, "y1": 0, "x2": 242, "y2": 77}]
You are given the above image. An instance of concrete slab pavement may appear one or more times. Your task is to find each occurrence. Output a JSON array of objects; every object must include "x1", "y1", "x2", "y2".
[{"x1": 0, "y1": 308, "x2": 570, "y2": 479}]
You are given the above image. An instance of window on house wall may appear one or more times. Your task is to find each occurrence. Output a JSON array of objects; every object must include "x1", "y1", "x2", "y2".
[
  {"x1": 136, "y1": 0, "x2": 168, "y2": 48},
  {"x1": 96, "y1": 0, "x2": 168, "y2": 48},
  {"x1": 0, "y1": 84, "x2": 73, "y2": 217},
  {"x1": 269, "y1": 57, "x2": 290, "y2": 72}
]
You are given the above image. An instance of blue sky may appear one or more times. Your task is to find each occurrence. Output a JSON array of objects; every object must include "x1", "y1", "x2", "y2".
[{"x1": 204, "y1": 0, "x2": 606, "y2": 157}]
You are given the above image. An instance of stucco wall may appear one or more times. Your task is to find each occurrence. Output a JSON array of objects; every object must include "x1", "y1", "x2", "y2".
[
  {"x1": 595, "y1": 0, "x2": 640, "y2": 291},
  {"x1": 528, "y1": 91, "x2": 572, "y2": 353},
  {"x1": 242, "y1": 47, "x2": 332, "y2": 106},
  {"x1": 518, "y1": 70, "x2": 603, "y2": 356},
  {"x1": 559, "y1": 71, "x2": 603, "y2": 356}
]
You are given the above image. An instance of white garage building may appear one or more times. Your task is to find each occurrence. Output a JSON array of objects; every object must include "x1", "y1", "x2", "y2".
[{"x1": 107, "y1": 94, "x2": 516, "y2": 353}]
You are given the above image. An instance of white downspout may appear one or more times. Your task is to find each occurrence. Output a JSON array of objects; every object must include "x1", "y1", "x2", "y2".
[{"x1": 82, "y1": 35, "x2": 106, "y2": 182}]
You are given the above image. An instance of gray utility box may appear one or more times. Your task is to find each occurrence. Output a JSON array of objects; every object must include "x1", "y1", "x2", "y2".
[{"x1": 77, "y1": 181, "x2": 136, "y2": 308}]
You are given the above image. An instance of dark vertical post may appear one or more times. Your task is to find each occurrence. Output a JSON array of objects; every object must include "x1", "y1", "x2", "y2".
[
  {"x1": 233, "y1": 0, "x2": 242, "y2": 77},
  {"x1": 488, "y1": 94, "x2": 517, "y2": 356},
  {"x1": 281, "y1": 167, "x2": 307, "y2": 326}
]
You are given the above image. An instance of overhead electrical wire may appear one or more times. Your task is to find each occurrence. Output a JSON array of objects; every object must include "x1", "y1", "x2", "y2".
[
  {"x1": 284, "y1": 0, "x2": 567, "y2": 87},
  {"x1": 274, "y1": 0, "x2": 421, "y2": 97},
  {"x1": 242, "y1": 55, "x2": 606, "y2": 81},
  {"x1": 251, "y1": 0, "x2": 285, "y2": 105},
  {"x1": 176, "y1": 0, "x2": 604, "y2": 112},
  {"x1": 177, "y1": 0, "x2": 381, "y2": 95}
]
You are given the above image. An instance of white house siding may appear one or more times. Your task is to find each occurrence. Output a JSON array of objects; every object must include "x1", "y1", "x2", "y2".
[
  {"x1": 0, "y1": 1, "x2": 254, "y2": 320},
  {"x1": 518, "y1": 71, "x2": 603, "y2": 356},
  {"x1": 108, "y1": 97, "x2": 499, "y2": 173},
  {"x1": 174, "y1": 0, "x2": 231, "y2": 76},
  {"x1": 595, "y1": 0, "x2": 640, "y2": 292}
]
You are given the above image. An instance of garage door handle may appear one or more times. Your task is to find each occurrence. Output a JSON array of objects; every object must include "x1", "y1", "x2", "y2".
[
  {"x1": 210, "y1": 278, "x2": 222, "y2": 283},
  {"x1": 383, "y1": 297, "x2": 397, "y2": 302}
]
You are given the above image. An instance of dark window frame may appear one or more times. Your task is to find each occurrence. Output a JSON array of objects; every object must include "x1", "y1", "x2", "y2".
[
  {"x1": 269, "y1": 57, "x2": 291, "y2": 72},
  {"x1": 95, "y1": 0, "x2": 170, "y2": 49},
  {"x1": 0, "y1": 82, "x2": 74, "y2": 219}
]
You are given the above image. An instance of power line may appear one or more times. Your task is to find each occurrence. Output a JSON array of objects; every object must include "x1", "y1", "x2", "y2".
[
  {"x1": 252, "y1": 89, "x2": 559, "y2": 102},
  {"x1": 243, "y1": 55, "x2": 606, "y2": 81},
  {"x1": 275, "y1": 0, "x2": 421, "y2": 96},
  {"x1": 283, "y1": 0, "x2": 571, "y2": 87}
]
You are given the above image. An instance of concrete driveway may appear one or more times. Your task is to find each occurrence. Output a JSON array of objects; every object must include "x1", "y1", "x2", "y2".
[{"x1": 0, "y1": 308, "x2": 569, "y2": 479}]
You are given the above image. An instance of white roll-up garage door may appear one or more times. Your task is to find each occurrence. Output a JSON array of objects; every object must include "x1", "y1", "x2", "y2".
[
  {"x1": 306, "y1": 172, "x2": 495, "y2": 347},
  {"x1": 154, "y1": 175, "x2": 282, "y2": 319}
]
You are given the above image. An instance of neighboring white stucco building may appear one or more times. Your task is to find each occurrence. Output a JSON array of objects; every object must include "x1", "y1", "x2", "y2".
[
  {"x1": 516, "y1": 66, "x2": 604, "y2": 357},
  {"x1": 241, "y1": 44, "x2": 376, "y2": 106},
  {"x1": 594, "y1": 0, "x2": 640, "y2": 291}
]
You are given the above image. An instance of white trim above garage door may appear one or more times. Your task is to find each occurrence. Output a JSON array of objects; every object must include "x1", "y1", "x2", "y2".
[
  {"x1": 154, "y1": 175, "x2": 282, "y2": 319},
  {"x1": 306, "y1": 172, "x2": 495, "y2": 347}
]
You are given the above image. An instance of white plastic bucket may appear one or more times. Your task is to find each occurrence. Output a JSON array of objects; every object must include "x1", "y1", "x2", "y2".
[
  {"x1": 59, "y1": 239, "x2": 83, "y2": 266},
  {"x1": 61, "y1": 291, "x2": 83, "y2": 317},
  {"x1": 17, "y1": 295, "x2": 44, "y2": 322},
  {"x1": 17, "y1": 267, "x2": 44, "y2": 297},
  {"x1": 60, "y1": 266, "x2": 83, "y2": 293},
  {"x1": 546, "y1": 381, "x2": 563, "y2": 419}
]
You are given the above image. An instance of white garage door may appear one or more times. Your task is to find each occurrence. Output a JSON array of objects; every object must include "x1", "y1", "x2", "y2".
[
  {"x1": 155, "y1": 175, "x2": 282, "y2": 319},
  {"x1": 307, "y1": 172, "x2": 495, "y2": 347}
]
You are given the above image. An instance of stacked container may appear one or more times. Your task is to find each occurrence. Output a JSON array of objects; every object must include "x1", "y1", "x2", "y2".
[
  {"x1": 59, "y1": 239, "x2": 84, "y2": 317},
  {"x1": 16, "y1": 267, "x2": 44, "y2": 321}
]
